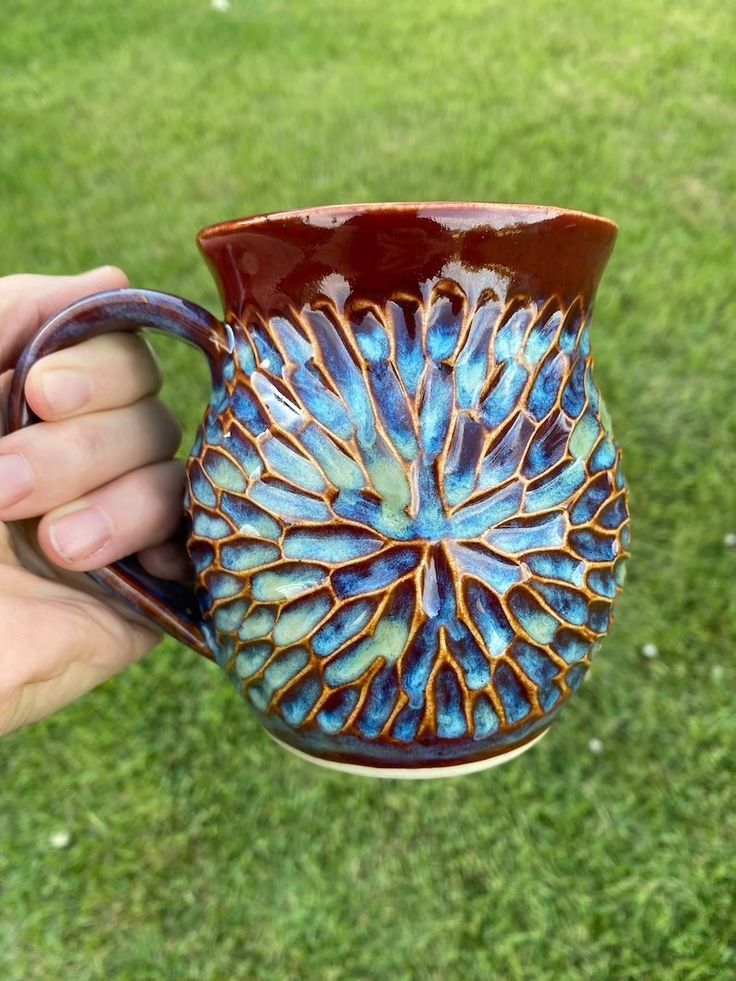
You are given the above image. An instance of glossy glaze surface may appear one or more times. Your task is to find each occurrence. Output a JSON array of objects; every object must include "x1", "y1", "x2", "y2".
[{"x1": 185, "y1": 204, "x2": 629, "y2": 769}]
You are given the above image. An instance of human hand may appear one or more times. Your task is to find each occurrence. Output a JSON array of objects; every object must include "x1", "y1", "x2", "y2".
[{"x1": 0, "y1": 268, "x2": 189, "y2": 735}]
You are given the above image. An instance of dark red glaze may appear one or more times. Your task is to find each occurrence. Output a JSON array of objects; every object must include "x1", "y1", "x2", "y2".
[{"x1": 198, "y1": 203, "x2": 617, "y2": 320}]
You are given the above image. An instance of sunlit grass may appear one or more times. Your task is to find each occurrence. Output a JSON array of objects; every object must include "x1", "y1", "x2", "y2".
[{"x1": 1, "y1": 0, "x2": 734, "y2": 977}]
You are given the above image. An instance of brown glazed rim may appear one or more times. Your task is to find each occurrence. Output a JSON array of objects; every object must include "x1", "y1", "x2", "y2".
[{"x1": 198, "y1": 201, "x2": 618, "y2": 241}]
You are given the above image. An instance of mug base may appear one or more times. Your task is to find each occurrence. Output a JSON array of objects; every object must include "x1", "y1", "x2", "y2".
[{"x1": 268, "y1": 727, "x2": 549, "y2": 779}]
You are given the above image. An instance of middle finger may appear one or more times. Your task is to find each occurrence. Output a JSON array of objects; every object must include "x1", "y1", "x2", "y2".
[{"x1": 0, "y1": 397, "x2": 181, "y2": 521}]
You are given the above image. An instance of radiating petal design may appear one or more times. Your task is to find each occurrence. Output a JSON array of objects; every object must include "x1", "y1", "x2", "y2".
[{"x1": 186, "y1": 280, "x2": 630, "y2": 756}]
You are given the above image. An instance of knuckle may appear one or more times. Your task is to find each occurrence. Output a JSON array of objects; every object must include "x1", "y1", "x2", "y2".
[
  {"x1": 69, "y1": 415, "x2": 110, "y2": 467},
  {"x1": 0, "y1": 277, "x2": 28, "y2": 323}
]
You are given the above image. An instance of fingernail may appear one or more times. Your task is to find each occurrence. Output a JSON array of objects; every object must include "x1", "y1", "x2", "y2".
[
  {"x1": 0, "y1": 454, "x2": 34, "y2": 508},
  {"x1": 40, "y1": 369, "x2": 93, "y2": 416},
  {"x1": 49, "y1": 506, "x2": 114, "y2": 562}
]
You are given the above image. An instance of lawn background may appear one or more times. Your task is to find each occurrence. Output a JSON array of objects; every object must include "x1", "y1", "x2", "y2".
[{"x1": 1, "y1": 0, "x2": 735, "y2": 977}]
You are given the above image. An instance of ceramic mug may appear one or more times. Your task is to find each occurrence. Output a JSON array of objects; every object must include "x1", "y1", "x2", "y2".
[{"x1": 8, "y1": 203, "x2": 630, "y2": 777}]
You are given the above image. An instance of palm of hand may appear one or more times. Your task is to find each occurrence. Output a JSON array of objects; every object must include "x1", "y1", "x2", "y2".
[{"x1": 0, "y1": 520, "x2": 156, "y2": 733}]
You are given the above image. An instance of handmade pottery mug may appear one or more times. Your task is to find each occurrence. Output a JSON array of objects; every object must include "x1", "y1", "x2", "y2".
[{"x1": 8, "y1": 203, "x2": 630, "y2": 777}]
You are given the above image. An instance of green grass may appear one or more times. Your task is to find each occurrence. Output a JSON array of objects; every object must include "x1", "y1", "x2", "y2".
[{"x1": 1, "y1": 0, "x2": 735, "y2": 977}]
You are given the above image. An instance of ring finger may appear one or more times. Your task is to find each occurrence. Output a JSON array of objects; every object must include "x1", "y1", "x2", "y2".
[
  {"x1": 0, "y1": 397, "x2": 181, "y2": 521},
  {"x1": 37, "y1": 460, "x2": 186, "y2": 571}
]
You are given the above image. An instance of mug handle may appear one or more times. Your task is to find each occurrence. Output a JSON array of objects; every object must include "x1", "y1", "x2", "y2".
[{"x1": 6, "y1": 288, "x2": 231, "y2": 660}]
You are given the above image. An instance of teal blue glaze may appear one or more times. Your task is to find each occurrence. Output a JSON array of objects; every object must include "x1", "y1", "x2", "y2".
[
  {"x1": 312, "y1": 599, "x2": 377, "y2": 657},
  {"x1": 368, "y1": 364, "x2": 419, "y2": 462},
  {"x1": 332, "y1": 547, "x2": 420, "y2": 598},
  {"x1": 455, "y1": 302, "x2": 498, "y2": 407},
  {"x1": 292, "y1": 366, "x2": 354, "y2": 440},
  {"x1": 590, "y1": 436, "x2": 617, "y2": 473},
  {"x1": 249, "y1": 481, "x2": 332, "y2": 523},
  {"x1": 221, "y1": 541, "x2": 280, "y2": 572},
  {"x1": 524, "y1": 309, "x2": 562, "y2": 365},
  {"x1": 565, "y1": 663, "x2": 588, "y2": 692},
  {"x1": 219, "y1": 493, "x2": 281, "y2": 540},
  {"x1": 420, "y1": 363, "x2": 454, "y2": 458},
  {"x1": 213, "y1": 599, "x2": 249, "y2": 634},
  {"x1": 435, "y1": 668, "x2": 467, "y2": 739},
  {"x1": 251, "y1": 564, "x2": 327, "y2": 602},
  {"x1": 494, "y1": 308, "x2": 531, "y2": 360},
  {"x1": 236, "y1": 642, "x2": 271, "y2": 679},
  {"x1": 190, "y1": 541, "x2": 215, "y2": 574},
  {"x1": 249, "y1": 323, "x2": 284, "y2": 375},
  {"x1": 317, "y1": 689, "x2": 360, "y2": 734},
  {"x1": 402, "y1": 623, "x2": 439, "y2": 707},
  {"x1": 356, "y1": 664, "x2": 400, "y2": 738},
  {"x1": 248, "y1": 648, "x2": 309, "y2": 711},
  {"x1": 184, "y1": 277, "x2": 629, "y2": 768},
  {"x1": 527, "y1": 350, "x2": 567, "y2": 421},
  {"x1": 450, "y1": 626, "x2": 492, "y2": 689},
  {"x1": 540, "y1": 684, "x2": 562, "y2": 712},
  {"x1": 600, "y1": 494, "x2": 628, "y2": 529},
  {"x1": 237, "y1": 607, "x2": 275, "y2": 641},
  {"x1": 260, "y1": 436, "x2": 326, "y2": 493},
  {"x1": 488, "y1": 512, "x2": 566, "y2": 555},
  {"x1": 524, "y1": 459, "x2": 587, "y2": 512},
  {"x1": 551, "y1": 629, "x2": 589, "y2": 664},
  {"x1": 478, "y1": 413, "x2": 534, "y2": 487},
  {"x1": 190, "y1": 462, "x2": 217, "y2": 507},
  {"x1": 232, "y1": 385, "x2": 268, "y2": 436},
  {"x1": 192, "y1": 510, "x2": 232, "y2": 540},
  {"x1": 273, "y1": 592, "x2": 331, "y2": 646},
  {"x1": 389, "y1": 300, "x2": 424, "y2": 398},
  {"x1": 391, "y1": 703, "x2": 423, "y2": 742},
  {"x1": 426, "y1": 295, "x2": 464, "y2": 362},
  {"x1": 450, "y1": 483, "x2": 523, "y2": 539},
  {"x1": 525, "y1": 551, "x2": 586, "y2": 587},
  {"x1": 494, "y1": 662, "x2": 532, "y2": 724},
  {"x1": 445, "y1": 416, "x2": 485, "y2": 506},
  {"x1": 472, "y1": 695, "x2": 500, "y2": 738},
  {"x1": 532, "y1": 581, "x2": 589, "y2": 626},
  {"x1": 464, "y1": 582, "x2": 515, "y2": 657},
  {"x1": 301, "y1": 425, "x2": 364, "y2": 489},
  {"x1": 513, "y1": 642, "x2": 560, "y2": 688},
  {"x1": 587, "y1": 602, "x2": 611, "y2": 633},
  {"x1": 280, "y1": 674, "x2": 321, "y2": 726},
  {"x1": 587, "y1": 568, "x2": 617, "y2": 599},
  {"x1": 353, "y1": 311, "x2": 391, "y2": 362},
  {"x1": 208, "y1": 573, "x2": 242, "y2": 600},
  {"x1": 569, "y1": 528, "x2": 619, "y2": 563},
  {"x1": 451, "y1": 543, "x2": 524, "y2": 595},
  {"x1": 570, "y1": 473, "x2": 613, "y2": 524},
  {"x1": 283, "y1": 528, "x2": 382, "y2": 563},
  {"x1": 507, "y1": 588, "x2": 559, "y2": 645},
  {"x1": 480, "y1": 361, "x2": 529, "y2": 430},
  {"x1": 523, "y1": 412, "x2": 572, "y2": 479},
  {"x1": 559, "y1": 311, "x2": 585, "y2": 355},
  {"x1": 561, "y1": 357, "x2": 586, "y2": 417}
]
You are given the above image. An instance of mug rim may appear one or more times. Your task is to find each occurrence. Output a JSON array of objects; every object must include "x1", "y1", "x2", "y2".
[{"x1": 198, "y1": 201, "x2": 618, "y2": 242}]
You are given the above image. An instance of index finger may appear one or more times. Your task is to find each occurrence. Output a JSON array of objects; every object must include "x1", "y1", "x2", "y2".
[{"x1": 0, "y1": 267, "x2": 128, "y2": 372}]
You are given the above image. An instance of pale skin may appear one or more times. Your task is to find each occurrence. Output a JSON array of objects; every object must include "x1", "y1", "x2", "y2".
[{"x1": 0, "y1": 268, "x2": 190, "y2": 736}]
